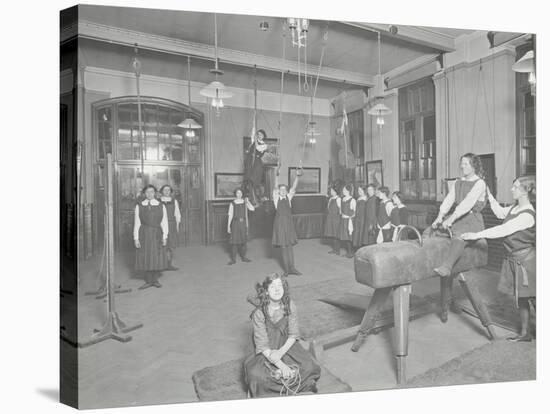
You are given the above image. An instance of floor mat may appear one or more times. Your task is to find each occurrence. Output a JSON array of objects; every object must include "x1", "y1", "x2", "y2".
[
  {"x1": 192, "y1": 358, "x2": 351, "y2": 401},
  {"x1": 407, "y1": 339, "x2": 536, "y2": 387}
]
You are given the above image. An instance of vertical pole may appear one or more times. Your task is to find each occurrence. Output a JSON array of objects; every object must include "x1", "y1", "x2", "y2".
[
  {"x1": 106, "y1": 154, "x2": 115, "y2": 314},
  {"x1": 393, "y1": 284, "x2": 411, "y2": 385}
]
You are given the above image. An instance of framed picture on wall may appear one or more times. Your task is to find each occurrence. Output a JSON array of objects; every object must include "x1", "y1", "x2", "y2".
[
  {"x1": 243, "y1": 136, "x2": 280, "y2": 165},
  {"x1": 366, "y1": 160, "x2": 384, "y2": 188},
  {"x1": 214, "y1": 173, "x2": 244, "y2": 198},
  {"x1": 288, "y1": 167, "x2": 321, "y2": 194}
]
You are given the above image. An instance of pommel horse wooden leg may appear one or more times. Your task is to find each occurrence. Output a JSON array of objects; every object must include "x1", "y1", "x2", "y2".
[
  {"x1": 440, "y1": 277, "x2": 454, "y2": 323},
  {"x1": 393, "y1": 284, "x2": 411, "y2": 385},
  {"x1": 456, "y1": 272, "x2": 497, "y2": 340},
  {"x1": 351, "y1": 287, "x2": 392, "y2": 352}
]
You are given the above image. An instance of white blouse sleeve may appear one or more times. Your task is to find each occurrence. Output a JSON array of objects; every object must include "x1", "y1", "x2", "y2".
[
  {"x1": 439, "y1": 182, "x2": 456, "y2": 217},
  {"x1": 488, "y1": 198, "x2": 512, "y2": 220},
  {"x1": 475, "y1": 213, "x2": 535, "y2": 239},
  {"x1": 174, "y1": 199, "x2": 182, "y2": 224},
  {"x1": 350, "y1": 198, "x2": 357, "y2": 212},
  {"x1": 161, "y1": 205, "x2": 169, "y2": 240},
  {"x1": 133, "y1": 205, "x2": 141, "y2": 241}
]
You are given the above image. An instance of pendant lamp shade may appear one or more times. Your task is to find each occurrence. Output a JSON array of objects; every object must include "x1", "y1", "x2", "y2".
[
  {"x1": 367, "y1": 102, "x2": 392, "y2": 116},
  {"x1": 177, "y1": 118, "x2": 202, "y2": 129},
  {"x1": 199, "y1": 80, "x2": 234, "y2": 99},
  {"x1": 512, "y1": 50, "x2": 535, "y2": 73}
]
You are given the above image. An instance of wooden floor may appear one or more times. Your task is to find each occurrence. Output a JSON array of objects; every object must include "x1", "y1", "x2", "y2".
[{"x1": 73, "y1": 238, "x2": 513, "y2": 409}]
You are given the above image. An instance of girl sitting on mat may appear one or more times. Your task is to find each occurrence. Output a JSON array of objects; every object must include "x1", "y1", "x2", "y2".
[
  {"x1": 134, "y1": 184, "x2": 168, "y2": 289},
  {"x1": 244, "y1": 273, "x2": 321, "y2": 397},
  {"x1": 431, "y1": 153, "x2": 487, "y2": 277},
  {"x1": 324, "y1": 185, "x2": 342, "y2": 255},
  {"x1": 159, "y1": 184, "x2": 181, "y2": 271},
  {"x1": 227, "y1": 188, "x2": 255, "y2": 265},
  {"x1": 462, "y1": 176, "x2": 536, "y2": 342}
]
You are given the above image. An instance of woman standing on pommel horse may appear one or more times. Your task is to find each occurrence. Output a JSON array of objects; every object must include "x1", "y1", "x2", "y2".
[{"x1": 431, "y1": 153, "x2": 487, "y2": 277}]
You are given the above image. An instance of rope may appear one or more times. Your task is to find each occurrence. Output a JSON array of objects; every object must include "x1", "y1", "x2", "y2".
[
  {"x1": 264, "y1": 360, "x2": 302, "y2": 396},
  {"x1": 469, "y1": 60, "x2": 483, "y2": 150},
  {"x1": 133, "y1": 45, "x2": 144, "y2": 176},
  {"x1": 277, "y1": 25, "x2": 287, "y2": 175}
]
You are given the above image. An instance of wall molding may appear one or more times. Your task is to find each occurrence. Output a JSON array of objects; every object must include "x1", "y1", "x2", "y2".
[
  {"x1": 83, "y1": 65, "x2": 331, "y2": 117},
  {"x1": 66, "y1": 20, "x2": 375, "y2": 87}
]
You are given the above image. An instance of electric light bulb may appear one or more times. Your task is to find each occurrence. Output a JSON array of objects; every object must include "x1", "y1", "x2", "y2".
[
  {"x1": 185, "y1": 129, "x2": 195, "y2": 138},
  {"x1": 528, "y1": 72, "x2": 536, "y2": 85},
  {"x1": 376, "y1": 116, "x2": 385, "y2": 127}
]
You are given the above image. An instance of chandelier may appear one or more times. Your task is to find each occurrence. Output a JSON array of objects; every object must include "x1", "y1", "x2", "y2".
[
  {"x1": 367, "y1": 31, "x2": 392, "y2": 128},
  {"x1": 287, "y1": 18, "x2": 309, "y2": 48}
]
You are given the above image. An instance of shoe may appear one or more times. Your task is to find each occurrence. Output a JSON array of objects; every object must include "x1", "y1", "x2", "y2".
[
  {"x1": 440, "y1": 310, "x2": 448, "y2": 323},
  {"x1": 152, "y1": 280, "x2": 162, "y2": 288},
  {"x1": 434, "y1": 266, "x2": 451, "y2": 277},
  {"x1": 346, "y1": 253, "x2": 354, "y2": 259},
  {"x1": 289, "y1": 268, "x2": 302, "y2": 276},
  {"x1": 506, "y1": 334, "x2": 532, "y2": 342},
  {"x1": 227, "y1": 260, "x2": 236, "y2": 265},
  {"x1": 311, "y1": 383, "x2": 318, "y2": 394},
  {"x1": 328, "y1": 250, "x2": 338, "y2": 255},
  {"x1": 166, "y1": 265, "x2": 179, "y2": 271},
  {"x1": 282, "y1": 272, "x2": 289, "y2": 277},
  {"x1": 241, "y1": 257, "x2": 252, "y2": 263},
  {"x1": 138, "y1": 282, "x2": 153, "y2": 290}
]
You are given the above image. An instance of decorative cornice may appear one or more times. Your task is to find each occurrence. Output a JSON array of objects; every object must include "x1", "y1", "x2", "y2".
[
  {"x1": 341, "y1": 22, "x2": 456, "y2": 52},
  {"x1": 63, "y1": 20, "x2": 375, "y2": 87}
]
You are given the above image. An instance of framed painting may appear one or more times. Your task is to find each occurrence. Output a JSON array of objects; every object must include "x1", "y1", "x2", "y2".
[
  {"x1": 288, "y1": 167, "x2": 321, "y2": 194},
  {"x1": 214, "y1": 173, "x2": 243, "y2": 198},
  {"x1": 366, "y1": 160, "x2": 383, "y2": 188}
]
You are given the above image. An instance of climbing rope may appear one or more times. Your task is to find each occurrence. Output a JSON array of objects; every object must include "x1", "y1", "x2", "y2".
[
  {"x1": 264, "y1": 360, "x2": 303, "y2": 396},
  {"x1": 132, "y1": 44, "x2": 144, "y2": 176}
]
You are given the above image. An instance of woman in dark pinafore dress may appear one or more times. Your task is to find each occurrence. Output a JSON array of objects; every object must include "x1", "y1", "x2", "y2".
[
  {"x1": 363, "y1": 184, "x2": 379, "y2": 246},
  {"x1": 227, "y1": 188, "x2": 255, "y2": 265},
  {"x1": 352, "y1": 185, "x2": 368, "y2": 250},
  {"x1": 160, "y1": 185, "x2": 181, "y2": 271},
  {"x1": 432, "y1": 153, "x2": 487, "y2": 277},
  {"x1": 134, "y1": 185, "x2": 168, "y2": 289},
  {"x1": 338, "y1": 184, "x2": 356, "y2": 258},
  {"x1": 272, "y1": 172, "x2": 301, "y2": 276},
  {"x1": 390, "y1": 191, "x2": 409, "y2": 241},
  {"x1": 376, "y1": 186, "x2": 394, "y2": 243},
  {"x1": 462, "y1": 176, "x2": 536, "y2": 341},
  {"x1": 324, "y1": 186, "x2": 342, "y2": 254},
  {"x1": 244, "y1": 274, "x2": 321, "y2": 397}
]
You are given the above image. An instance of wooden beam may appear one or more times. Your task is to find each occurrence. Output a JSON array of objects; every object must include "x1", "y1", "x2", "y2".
[
  {"x1": 62, "y1": 20, "x2": 376, "y2": 87},
  {"x1": 341, "y1": 22, "x2": 456, "y2": 52}
]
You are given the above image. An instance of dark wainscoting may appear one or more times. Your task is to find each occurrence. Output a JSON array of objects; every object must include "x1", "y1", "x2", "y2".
[{"x1": 206, "y1": 195, "x2": 328, "y2": 245}]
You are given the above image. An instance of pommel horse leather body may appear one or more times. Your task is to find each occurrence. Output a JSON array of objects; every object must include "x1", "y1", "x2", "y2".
[
  {"x1": 310, "y1": 226, "x2": 496, "y2": 386},
  {"x1": 354, "y1": 236, "x2": 488, "y2": 288}
]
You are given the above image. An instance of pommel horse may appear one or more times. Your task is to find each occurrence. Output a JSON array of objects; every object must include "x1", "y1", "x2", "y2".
[{"x1": 310, "y1": 225, "x2": 497, "y2": 385}]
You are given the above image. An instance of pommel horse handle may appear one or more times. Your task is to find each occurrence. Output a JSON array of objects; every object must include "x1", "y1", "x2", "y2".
[{"x1": 396, "y1": 225, "x2": 423, "y2": 246}]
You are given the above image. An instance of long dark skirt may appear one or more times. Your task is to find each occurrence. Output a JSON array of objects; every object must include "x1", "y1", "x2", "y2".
[
  {"x1": 136, "y1": 225, "x2": 167, "y2": 271},
  {"x1": 324, "y1": 212, "x2": 341, "y2": 238},
  {"x1": 166, "y1": 220, "x2": 178, "y2": 250},
  {"x1": 230, "y1": 219, "x2": 248, "y2": 245},
  {"x1": 498, "y1": 248, "x2": 536, "y2": 304},
  {"x1": 272, "y1": 216, "x2": 298, "y2": 247}
]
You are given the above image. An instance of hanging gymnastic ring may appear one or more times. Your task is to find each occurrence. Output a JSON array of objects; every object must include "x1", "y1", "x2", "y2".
[{"x1": 396, "y1": 225, "x2": 423, "y2": 247}]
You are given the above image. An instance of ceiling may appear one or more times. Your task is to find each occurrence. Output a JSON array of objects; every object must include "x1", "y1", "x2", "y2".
[{"x1": 74, "y1": 5, "x2": 476, "y2": 97}]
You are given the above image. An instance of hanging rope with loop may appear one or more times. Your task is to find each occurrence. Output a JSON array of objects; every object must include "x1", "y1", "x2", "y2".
[
  {"x1": 276, "y1": 24, "x2": 287, "y2": 176},
  {"x1": 132, "y1": 44, "x2": 144, "y2": 176}
]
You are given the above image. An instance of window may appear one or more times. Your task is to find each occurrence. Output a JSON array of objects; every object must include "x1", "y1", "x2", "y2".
[
  {"x1": 398, "y1": 79, "x2": 436, "y2": 200},
  {"x1": 95, "y1": 97, "x2": 202, "y2": 163}
]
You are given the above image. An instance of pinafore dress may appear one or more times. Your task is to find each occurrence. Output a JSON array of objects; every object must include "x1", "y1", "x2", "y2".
[
  {"x1": 244, "y1": 309, "x2": 321, "y2": 397},
  {"x1": 352, "y1": 198, "x2": 367, "y2": 247},
  {"x1": 230, "y1": 201, "x2": 248, "y2": 245},
  {"x1": 135, "y1": 202, "x2": 168, "y2": 271},
  {"x1": 498, "y1": 208, "x2": 536, "y2": 305},
  {"x1": 272, "y1": 197, "x2": 298, "y2": 247},
  {"x1": 449, "y1": 179, "x2": 486, "y2": 237},
  {"x1": 338, "y1": 198, "x2": 354, "y2": 241},
  {"x1": 324, "y1": 197, "x2": 341, "y2": 238}
]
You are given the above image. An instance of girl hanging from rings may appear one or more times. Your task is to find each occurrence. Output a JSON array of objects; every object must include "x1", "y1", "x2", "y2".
[
  {"x1": 431, "y1": 153, "x2": 487, "y2": 277},
  {"x1": 462, "y1": 176, "x2": 536, "y2": 342},
  {"x1": 244, "y1": 273, "x2": 321, "y2": 397}
]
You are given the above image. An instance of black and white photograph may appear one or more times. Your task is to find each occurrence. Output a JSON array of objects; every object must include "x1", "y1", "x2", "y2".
[{"x1": 53, "y1": 1, "x2": 543, "y2": 411}]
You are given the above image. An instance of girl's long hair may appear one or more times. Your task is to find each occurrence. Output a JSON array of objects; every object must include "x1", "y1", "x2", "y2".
[
  {"x1": 248, "y1": 273, "x2": 291, "y2": 320},
  {"x1": 461, "y1": 153, "x2": 485, "y2": 180}
]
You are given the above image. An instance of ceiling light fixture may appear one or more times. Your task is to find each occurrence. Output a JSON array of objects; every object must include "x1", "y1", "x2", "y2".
[
  {"x1": 367, "y1": 31, "x2": 392, "y2": 128},
  {"x1": 512, "y1": 49, "x2": 536, "y2": 95},
  {"x1": 200, "y1": 13, "x2": 233, "y2": 115}
]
